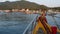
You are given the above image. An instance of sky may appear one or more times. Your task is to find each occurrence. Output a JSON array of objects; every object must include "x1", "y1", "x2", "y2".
[{"x1": 0, "y1": 0, "x2": 60, "y2": 7}]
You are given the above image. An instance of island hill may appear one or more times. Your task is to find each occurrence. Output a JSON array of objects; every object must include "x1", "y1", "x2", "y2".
[
  {"x1": 0, "y1": 1, "x2": 48, "y2": 10},
  {"x1": 0, "y1": 1, "x2": 60, "y2": 12}
]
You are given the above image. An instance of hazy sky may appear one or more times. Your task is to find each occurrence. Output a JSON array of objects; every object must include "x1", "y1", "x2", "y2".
[{"x1": 0, "y1": 0, "x2": 60, "y2": 7}]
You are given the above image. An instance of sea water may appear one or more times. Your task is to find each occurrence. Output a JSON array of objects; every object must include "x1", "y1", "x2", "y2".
[{"x1": 0, "y1": 12, "x2": 60, "y2": 34}]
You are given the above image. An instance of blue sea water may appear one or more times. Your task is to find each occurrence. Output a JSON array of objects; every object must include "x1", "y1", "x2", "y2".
[
  {"x1": 0, "y1": 12, "x2": 60, "y2": 34},
  {"x1": 46, "y1": 13, "x2": 60, "y2": 29},
  {"x1": 0, "y1": 12, "x2": 37, "y2": 34}
]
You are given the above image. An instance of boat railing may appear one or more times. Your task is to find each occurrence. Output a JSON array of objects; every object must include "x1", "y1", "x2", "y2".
[{"x1": 23, "y1": 14, "x2": 39, "y2": 34}]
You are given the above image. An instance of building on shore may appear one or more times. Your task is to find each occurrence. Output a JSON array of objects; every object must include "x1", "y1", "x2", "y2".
[{"x1": 12, "y1": 9, "x2": 19, "y2": 12}]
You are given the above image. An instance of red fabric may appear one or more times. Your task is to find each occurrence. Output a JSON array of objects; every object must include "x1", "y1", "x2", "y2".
[
  {"x1": 39, "y1": 16, "x2": 47, "y2": 23},
  {"x1": 44, "y1": 17, "x2": 47, "y2": 23},
  {"x1": 39, "y1": 16, "x2": 51, "y2": 34},
  {"x1": 51, "y1": 26, "x2": 57, "y2": 34}
]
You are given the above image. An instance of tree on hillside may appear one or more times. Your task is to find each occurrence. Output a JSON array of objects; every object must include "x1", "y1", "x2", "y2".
[{"x1": 18, "y1": 0, "x2": 26, "y2": 1}]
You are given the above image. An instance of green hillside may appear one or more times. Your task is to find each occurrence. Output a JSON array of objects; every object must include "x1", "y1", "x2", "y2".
[{"x1": 0, "y1": 1, "x2": 48, "y2": 10}]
